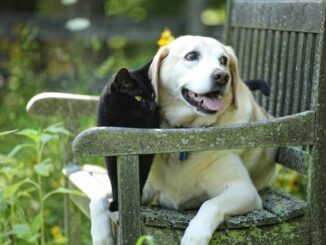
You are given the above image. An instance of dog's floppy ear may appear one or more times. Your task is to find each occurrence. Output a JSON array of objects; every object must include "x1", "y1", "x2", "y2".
[
  {"x1": 225, "y1": 46, "x2": 240, "y2": 109},
  {"x1": 149, "y1": 47, "x2": 169, "y2": 103}
]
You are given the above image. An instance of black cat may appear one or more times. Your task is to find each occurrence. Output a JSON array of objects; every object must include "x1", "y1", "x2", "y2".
[
  {"x1": 97, "y1": 61, "x2": 271, "y2": 212},
  {"x1": 97, "y1": 61, "x2": 159, "y2": 211}
]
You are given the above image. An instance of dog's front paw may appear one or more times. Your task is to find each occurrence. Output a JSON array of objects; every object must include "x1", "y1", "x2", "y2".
[
  {"x1": 90, "y1": 197, "x2": 115, "y2": 245},
  {"x1": 92, "y1": 236, "x2": 114, "y2": 245},
  {"x1": 181, "y1": 224, "x2": 211, "y2": 245}
]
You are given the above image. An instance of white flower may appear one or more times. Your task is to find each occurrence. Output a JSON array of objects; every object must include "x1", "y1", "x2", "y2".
[{"x1": 65, "y1": 18, "x2": 91, "y2": 32}]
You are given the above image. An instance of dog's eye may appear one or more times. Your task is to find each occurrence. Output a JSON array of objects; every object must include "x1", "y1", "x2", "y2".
[
  {"x1": 135, "y1": 96, "x2": 143, "y2": 101},
  {"x1": 220, "y1": 56, "x2": 228, "y2": 66},
  {"x1": 185, "y1": 51, "x2": 199, "y2": 61}
]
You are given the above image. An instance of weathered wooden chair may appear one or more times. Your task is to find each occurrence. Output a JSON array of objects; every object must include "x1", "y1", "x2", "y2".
[{"x1": 27, "y1": 0, "x2": 326, "y2": 244}]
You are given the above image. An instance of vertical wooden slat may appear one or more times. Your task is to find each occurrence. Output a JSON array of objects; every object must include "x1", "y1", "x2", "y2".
[
  {"x1": 309, "y1": 10, "x2": 326, "y2": 242},
  {"x1": 223, "y1": 0, "x2": 234, "y2": 44},
  {"x1": 256, "y1": 30, "x2": 267, "y2": 105},
  {"x1": 284, "y1": 32, "x2": 297, "y2": 116},
  {"x1": 262, "y1": 30, "x2": 273, "y2": 110},
  {"x1": 64, "y1": 182, "x2": 82, "y2": 245},
  {"x1": 276, "y1": 31, "x2": 289, "y2": 117},
  {"x1": 301, "y1": 33, "x2": 315, "y2": 112},
  {"x1": 269, "y1": 31, "x2": 281, "y2": 116},
  {"x1": 242, "y1": 28, "x2": 253, "y2": 80},
  {"x1": 117, "y1": 155, "x2": 141, "y2": 245},
  {"x1": 238, "y1": 28, "x2": 247, "y2": 78},
  {"x1": 249, "y1": 29, "x2": 259, "y2": 79},
  {"x1": 292, "y1": 32, "x2": 306, "y2": 114},
  {"x1": 311, "y1": 34, "x2": 322, "y2": 111},
  {"x1": 232, "y1": 27, "x2": 240, "y2": 55},
  {"x1": 249, "y1": 29, "x2": 260, "y2": 101}
]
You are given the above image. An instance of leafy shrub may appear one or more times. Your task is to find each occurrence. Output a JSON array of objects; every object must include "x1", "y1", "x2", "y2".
[{"x1": 0, "y1": 124, "x2": 83, "y2": 245}]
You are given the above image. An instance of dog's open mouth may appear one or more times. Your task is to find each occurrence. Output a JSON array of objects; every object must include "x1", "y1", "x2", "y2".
[{"x1": 182, "y1": 88, "x2": 224, "y2": 114}]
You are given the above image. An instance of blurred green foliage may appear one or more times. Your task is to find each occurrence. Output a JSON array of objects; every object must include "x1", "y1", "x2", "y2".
[{"x1": 0, "y1": 124, "x2": 84, "y2": 244}]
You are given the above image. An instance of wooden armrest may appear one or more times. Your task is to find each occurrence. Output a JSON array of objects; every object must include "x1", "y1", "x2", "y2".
[
  {"x1": 27, "y1": 92, "x2": 99, "y2": 118},
  {"x1": 72, "y1": 110, "x2": 315, "y2": 157}
]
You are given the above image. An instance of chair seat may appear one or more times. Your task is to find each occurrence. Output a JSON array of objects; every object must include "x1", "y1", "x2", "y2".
[
  {"x1": 139, "y1": 189, "x2": 308, "y2": 244},
  {"x1": 64, "y1": 164, "x2": 309, "y2": 244},
  {"x1": 141, "y1": 189, "x2": 307, "y2": 229}
]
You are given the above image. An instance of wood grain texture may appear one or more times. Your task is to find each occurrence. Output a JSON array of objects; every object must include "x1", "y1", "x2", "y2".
[
  {"x1": 72, "y1": 111, "x2": 315, "y2": 157},
  {"x1": 27, "y1": 92, "x2": 99, "y2": 118},
  {"x1": 276, "y1": 147, "x2": 310, "y2": 175},
  {"x1": 117, "y1": 155, "x2": 141, "y2": 245},
  {"x1": 269, "y1": 30, "x2": 281, "y2": 115},
  {"x1": 231, "y1": 0, "x2": 323, "y2": 33},
  {"x1": 142, "y1": 216, "x2": 309, "y2": 245},
  {"x1": 141, "y1": 189, "x2": 306, "y2": 230},
  {"x1": 308, "y1": 1, "x2": 326, "y2": 243}
]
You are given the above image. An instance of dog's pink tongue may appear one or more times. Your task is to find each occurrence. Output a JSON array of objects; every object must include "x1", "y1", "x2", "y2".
[{"x1": 202, "y1": 97, "x2": 224, "y2": 111}]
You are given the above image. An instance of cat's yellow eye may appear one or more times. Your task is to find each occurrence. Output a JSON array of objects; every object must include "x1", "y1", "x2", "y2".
[{"x1": 135, "y1": 96, "x2": 143, "y2": 101}]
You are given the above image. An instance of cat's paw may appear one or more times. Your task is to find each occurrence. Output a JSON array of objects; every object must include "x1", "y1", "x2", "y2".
[{"x1": 90, "y1": 197, "x2": 114, "y2": 245}]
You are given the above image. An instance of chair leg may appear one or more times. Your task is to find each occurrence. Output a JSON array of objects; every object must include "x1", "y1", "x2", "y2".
[{"x1": 64, "y1": 191, "x2": 82, "y2": 245}]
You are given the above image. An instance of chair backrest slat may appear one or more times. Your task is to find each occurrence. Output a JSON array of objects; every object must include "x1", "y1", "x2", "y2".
[
  {"x1": 262, "y1": 29, "x2": 274, "y2": 110},
  {"x1": 269, "y1": 30, "x2": 281, "y2": 116},
  {"x1": 283, "y1": 31, "x2": 297, "y2": 116},
  {"x1": 301, "y1": 33, "x2": 315, "y2": 112},
  {"x1": 256, "y1": 29, "x2": 267, "y2": 106},
  {"x1": 249, "y1": 29, "x2": 260, "y2": 80},
  {"x1": 225, "y1": 0, "x2": 324, "y2": 117},
  {"x1": 311, "y1": 34, "x2": 323, "y2": 110},
  {"x1": 292, "y1": 32, "x2": 305, "y2": 115}
]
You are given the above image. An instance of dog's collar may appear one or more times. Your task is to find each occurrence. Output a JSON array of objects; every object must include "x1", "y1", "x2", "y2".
[
  {"x1": 162, "y1": 120, "x2": 209, "y2": 161},
  {"x1": 179, "y1": 152, "x2": 187, "y2": 161}
]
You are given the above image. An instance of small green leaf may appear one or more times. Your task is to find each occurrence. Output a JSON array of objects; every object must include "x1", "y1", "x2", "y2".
[
  {"x1": 45, "y1": 123, "x2": 71, "y2": 136},
  {"x1": 8, "y1": 144, "x2": 34, "y2": 157},
  {"x1": 34, "y1": 160, "x2": 52, "y2": 176},
  {"x1": 12, "y1": 223, "x2": 31, "y2": 237},
  {"x1": 31, "y1": 213, "x2": 42, "y2": 232},
  {"x1": 41, "y1": 133, "x2": 59, "y2": 145},
  {"x1": 27, "y1": 233, "x2": 41, "y2": 243},
  {"x1": 43, "y1": 187, "x2": 85, "y2": 201},
  {"x1": 4, "y1": 180, "x2": 28, "y2": 198},
  {"x1": 16, "y1": 129, "x2": 40, "y2": 144},
  {"x1": 136, "y1": 235, "x2": 156, "y2": 245},
  {"x1": 0, "y1": 129, "x2": 18, "y2": 136}
]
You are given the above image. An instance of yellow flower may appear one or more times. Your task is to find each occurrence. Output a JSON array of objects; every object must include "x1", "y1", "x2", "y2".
[
  {"x1": 157, "y1": 28, "x2": 175, "y2": 47},
  {"x1": 51, "y1": 225, "x2": 65, "y2": 244}
]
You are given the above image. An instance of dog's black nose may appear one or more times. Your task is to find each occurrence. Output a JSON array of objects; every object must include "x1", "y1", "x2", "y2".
[{"x1": 213, "y1": 69, "x2": 229, "y2": 86}]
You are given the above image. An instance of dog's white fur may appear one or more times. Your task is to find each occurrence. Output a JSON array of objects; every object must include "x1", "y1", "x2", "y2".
[
  {"x1": 90, "y1": 196, "x2": 114, "y2": 245},
  {"x1": 90, "y1": 35, "x2": 277, "y2": 245}
]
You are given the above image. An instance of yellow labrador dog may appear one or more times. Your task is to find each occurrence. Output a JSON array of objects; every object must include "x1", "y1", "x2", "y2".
[
  {"x1": 142, "y1": 35, "x2": 277, "y2": 245},
  {"x1": 90, "y1": 35, "x2": 277, "y2": 245}
]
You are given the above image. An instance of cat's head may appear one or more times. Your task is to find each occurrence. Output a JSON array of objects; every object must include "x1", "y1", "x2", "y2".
[{"x1": 110, "y1": 68, "x2": 157, "y2": 113}]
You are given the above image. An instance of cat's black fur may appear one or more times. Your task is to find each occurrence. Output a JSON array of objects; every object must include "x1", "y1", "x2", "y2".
[
  {"x1": 97, "y1": 61, "x2": 159, "y2": 211},
  {"x1": 245, "y1": 79, "x2": 270, "y2": 96},
  {"x1": 97, "y1": 60, "x2": 271, "y2": 212}
]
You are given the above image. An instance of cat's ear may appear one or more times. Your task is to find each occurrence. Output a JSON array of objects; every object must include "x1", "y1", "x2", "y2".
[{"x1": 111, "y1": 68, "x2": 134, "y2": 91}]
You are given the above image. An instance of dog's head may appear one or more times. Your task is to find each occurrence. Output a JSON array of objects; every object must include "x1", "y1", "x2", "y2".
[{"x1": 149, "y1": 35, "x2": 240, "y2": 126}]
